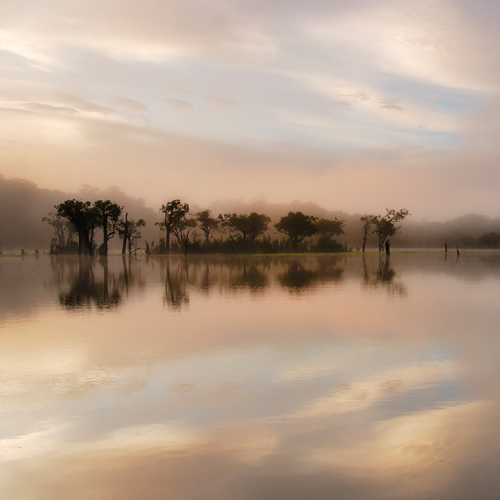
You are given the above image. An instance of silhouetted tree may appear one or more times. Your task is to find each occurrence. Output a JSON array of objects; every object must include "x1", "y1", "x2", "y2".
[
  {"x1": 94, "y1": 200, "x2": 122, "y2": 256},
  {"x1": 372, "y1": 208, "x2": 410, "y2": 252},
  {"x1": 172, "y1": 217, "x2": 197, "y2": 256},
  {"x1": 360, "y1": 215, "x2": 376, "y2": 253},
  {"x1": 275, "y1": 212, "x2": 318, "y2": 252},
  {"x1": 478, "y1": 232, "x2": 500, "y2": 249},
  {"x1": 196, "y1": 209, "x2": 219, "y2": 243},
  {"x1": 55, "y1": 200, "x2": 96, "y2": 256},
  {"x1": 117, "y1": 213, "x2": 146, "y2": 254},
  {"x1": 229, "y1": 212, "x2": 271, "y2": 242},
  {"x1": 217, "y1": 213, "x2": 238, "y2": 241},
  {"x1": 315, "y1": 217, "x2": 345, "y2": 251},
  {"x1": 157, "y1": 200, "x2": 190, "y2": 254},
  {"x1": 42, "y1": 211, "x2": 77, "y2": 254}
]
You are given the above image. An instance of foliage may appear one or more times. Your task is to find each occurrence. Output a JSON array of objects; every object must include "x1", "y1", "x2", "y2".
[
  {"x1": 371, "y1": 208, "x2": 410, "y2": 252},
  {"x1": 229, "y1": 212, "x2": 271, "y2": 242},
  {"x1": 312, "y1": 217, "x2": 345, "y2": 252},
  {"x1": 457, "y1": 231, "x2": 500, "y2": 249},
  {"x1": 55, "y1": 199, "x2": 96, "y2": 256},
  {"x1": 360, "y1": 215, "x2": 376, "y2": 253},
  {"x1": 42, "y1": 211, "x2": 78, "y2": 254},
  {"x1": 171, "y1": 217, "x2": 198, "y2": 256},
  {"x1": 117, "y1": 213, "x2": 146, "y2": 254},
  {"x1": 275, "y1": 212, "x2": 318, "y2": 252},
  {"x1": 94, "y1": 200, "x2": 123, "y2": 256},
  {"x1": 196, "y1": 209, "x2": 219, "y2": 242},
  {"x1": 157, "y1": 200, "x2": 190, "y2": 253}
]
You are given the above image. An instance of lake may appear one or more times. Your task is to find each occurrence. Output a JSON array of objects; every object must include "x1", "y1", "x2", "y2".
[{"x1": 2, "y1": 252, "x2": 500, "y2": 499}]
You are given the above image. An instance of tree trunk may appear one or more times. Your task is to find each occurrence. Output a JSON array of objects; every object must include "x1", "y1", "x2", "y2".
[
  {"x1": 122, "y1": 213, "x2": 128, "y2": 254},
  {"x1": 102, "y1": 215, "x2": 108, "y2": 256},
  {"x1": 166, "y1": 230, "x2": 171, "y2": 254}
]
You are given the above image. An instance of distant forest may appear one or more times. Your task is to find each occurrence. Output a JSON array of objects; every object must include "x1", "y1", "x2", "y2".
[{"x1": 1, "y1": 175, "x2": 500, "y2": 253}]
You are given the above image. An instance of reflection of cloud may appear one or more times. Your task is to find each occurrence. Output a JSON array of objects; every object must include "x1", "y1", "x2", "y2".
[{"x1": 292, "y1": 361, "x2": 457, "y2": 420}]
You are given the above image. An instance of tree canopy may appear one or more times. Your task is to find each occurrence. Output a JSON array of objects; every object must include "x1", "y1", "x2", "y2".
[
  {"x1": 157, "y1": 200, "x2": 190, "y2": 254},
  {"x1": 372, "y1": 208, "x2": 410, "y2": 252},
  {"x1": 275, "y1": 212, "x2": 318, "y2": 252}
]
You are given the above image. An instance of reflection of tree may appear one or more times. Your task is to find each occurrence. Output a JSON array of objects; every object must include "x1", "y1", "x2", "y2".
[
  {"x1": 164, "y1": 259, "x2": 189, "y2": 309},
  {"x1": 119, "y1": 255, "x2": 145, "y2": 295},
  {"x1": 229, "y1": 263, "x2": 268, "y2": 290},
  {"x1": 59, "y1": 257, "x2": 122, "y2": 309},
  {"x1": 279, "y1": 258, "x2": 344, "y2": 292},
  {"x1": 50, "y1": 256, "x2": 79, "y2": 285},
  {"x1": 362, "y1": 255, "x2": 407, "y2": 297},
  {"x1": 279, "y1": 260, "x2": 317, "y2": 291}
]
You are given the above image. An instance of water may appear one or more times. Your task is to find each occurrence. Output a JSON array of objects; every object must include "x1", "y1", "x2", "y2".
[{"x1": 2, "y1": 253, "x2": 500, "y2": 499}]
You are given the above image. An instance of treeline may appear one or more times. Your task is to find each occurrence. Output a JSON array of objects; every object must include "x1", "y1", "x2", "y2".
[
  {"x1": 6, "y1": 175, "x2": 500, "y2": 251},
  {"x1": 457, "y1": 232, "x2": 500, "y2": 249},
  {"x1": 44, "y1": 197, "x2": 410, "y2": 255}
]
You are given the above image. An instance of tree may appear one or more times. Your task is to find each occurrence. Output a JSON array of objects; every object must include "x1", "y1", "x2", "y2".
[
  {"x1": 94, "y1": 200, "x2": 122, "y2": 256},
  {"x1": 275, "y1": 212, "x2": 318, "y2": 252},
  {"x1": 196, "y1": 209, "x2": 219, "y2": 243},
  {"x1": 42, "y1": 211, "x2": 77, "y2": 254},
  {"x1": 247, "y1": 212, "x2": 271, "y2": 241},
  {"x1": 217, "y1": 213, "x2": 238, "y2": 241},
  {"x1": 157, "y1": 200, "x2": 190, "y2": 254},
  {"x1": 55, "y1": 199, "x2": 95, "y2": 256},
  {"x1": 117, "y1": 212, "x2": 146, "y2": 254},
  {"x1": 477, "y1": 232, "x2": 500, "y2": 249},
  {"x1": 316, "y1": 218, "x2": 344, "y2": 239},
  {"x1": 372, "y1": 208, "x2": 410, "y2": 252},
  {"x1": 315, "y1": 217, "x2": 345, "y2": 252},
  {"x1": 229, "y1": 212, "x2": 271, "y2": 242},
  {"x1": 172, "y1": 217, "x2": 198, "y2": 256},
  {"x1": 360, "y1": 215, "x2": 376, "y2": 253}
]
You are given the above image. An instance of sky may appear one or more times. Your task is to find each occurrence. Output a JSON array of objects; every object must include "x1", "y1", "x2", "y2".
[{"x1": 1, "y1": 0, "x2": 500, "y2": 220}]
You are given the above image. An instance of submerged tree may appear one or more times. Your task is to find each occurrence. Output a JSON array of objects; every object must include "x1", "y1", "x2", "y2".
[
  {"x1": 94, "y1": 200, "x2": 122, "y2": 256},
  {"x1": 42, "y1": 211, "x2": 77, "y2": 254},
  {"x1": 372, "y1": 208, "x2": 410, "y2": 252},
  {"x1": 117, "y1": 212, "x2": 146, "y2": 254},
  {"x1": 55, "y1": 200, "x2": 96, "y2": 256},
  {"x1": 360, "y1": 215, "x2": 376, "y2": 253},
  {"x1": 275, "y1": 212, "x2": 318, "y2": 252},
  {"x1": 157, "y1": 200, "x2": 190, "y2": 254}
]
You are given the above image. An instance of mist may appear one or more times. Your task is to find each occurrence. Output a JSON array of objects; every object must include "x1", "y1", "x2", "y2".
[
  {"x1": 1, "y1": 0, "x2": 500, "y2": 222},
  {"x1": 1, "y1": 174, "x2": 499, "y2": 252}
]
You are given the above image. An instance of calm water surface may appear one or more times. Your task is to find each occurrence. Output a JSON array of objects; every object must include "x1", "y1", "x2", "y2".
[{"x1": 2, "y1": 253, "x2": 500, "y2": 499}]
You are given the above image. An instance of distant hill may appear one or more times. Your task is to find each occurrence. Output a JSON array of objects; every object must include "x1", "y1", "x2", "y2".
[
  {"x1": 0, "y1": 176, "x2": 158, "y2": 251},
  {"x1": 1, "y1": 174, "x2": 499, "y2": 252}
]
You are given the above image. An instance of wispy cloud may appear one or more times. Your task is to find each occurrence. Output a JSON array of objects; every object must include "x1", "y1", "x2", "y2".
[{"x1": 165, "y1": 98, "x2": 194, "y2": 110}]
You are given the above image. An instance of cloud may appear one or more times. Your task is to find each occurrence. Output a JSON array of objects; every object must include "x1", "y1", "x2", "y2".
[
  {"x1": 0, "y1": 0, "x2": 499, "y2": 219},
  {"x1": 114, "y1": 97, "x2": 148, "y2": 112},
  {"x1": 164, "y1": 98, "x2": 194, "y2": 110}
]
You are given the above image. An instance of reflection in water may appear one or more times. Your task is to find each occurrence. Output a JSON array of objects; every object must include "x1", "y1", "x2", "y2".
[
  {"x1": 279, "y1": 257, "x2": 344, "y2": 292},
  {"x1": 5, "y1": 253, "x2": 500, "y2": 499},
  {"x1": 228, "y1": 261, "x2": 269, "y2": 291},
  {"x1": 163, "y1": 258, "x2": 190, "y2": 309},
  {"x1": 362, "y1": 254, "x2": 408, "y2": 297},
  {"x1": 58, "y1": 257, "x2": 121, "y2": 309}
]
